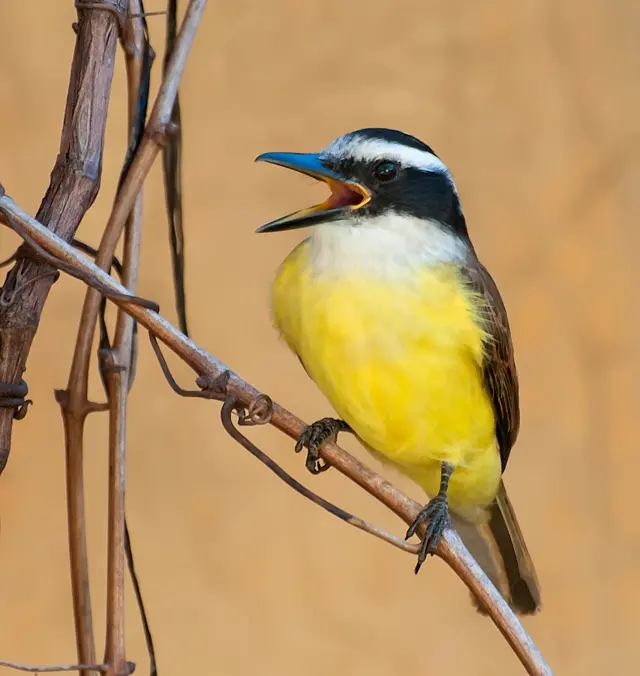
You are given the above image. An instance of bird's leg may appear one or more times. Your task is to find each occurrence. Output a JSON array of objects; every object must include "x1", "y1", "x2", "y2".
[
  {"x1": 405, "y1": 461, "x2": 454, "y2": 573},
  {"x1": 295, "y1": 417, "x2": 352, "y2": 475}
]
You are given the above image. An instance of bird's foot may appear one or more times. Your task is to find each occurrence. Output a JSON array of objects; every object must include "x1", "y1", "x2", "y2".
[
  {"x1": 295, "y1": 417, "x2": 351, "y2": 475},
  {"x1": 405, "y1": 495, "x2": 450, "y2": 573}
]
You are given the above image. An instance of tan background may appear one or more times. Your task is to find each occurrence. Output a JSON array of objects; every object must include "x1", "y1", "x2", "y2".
[{"x1": 1, "y1": 2, "x2": 639, "y2": 674}]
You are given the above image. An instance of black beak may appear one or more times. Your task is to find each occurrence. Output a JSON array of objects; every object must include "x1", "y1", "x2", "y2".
[{"x1": 255, "y1": 151, "x2": 370, "y2": 233}]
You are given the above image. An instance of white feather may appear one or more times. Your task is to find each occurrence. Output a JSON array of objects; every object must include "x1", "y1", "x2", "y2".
[
  {"x1": 309, "y1": 212, "x2": 467, "y2": 279},
  {"x1": 322, "y1": 136, "x2": 455, "y2": 189}
]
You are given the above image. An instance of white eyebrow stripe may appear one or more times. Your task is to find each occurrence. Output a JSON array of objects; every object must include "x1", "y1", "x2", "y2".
[{"x1": 322, "y1": 137, "x2": 451, "y2": 176}]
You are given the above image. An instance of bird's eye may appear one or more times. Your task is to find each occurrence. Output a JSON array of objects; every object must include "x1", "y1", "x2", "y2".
[{"x1": 372, "y1": 160, "x2": 399, "y2": 183}]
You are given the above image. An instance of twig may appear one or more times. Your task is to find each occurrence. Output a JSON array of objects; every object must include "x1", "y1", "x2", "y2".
[
  {"x1": 117, "y1": 8, "x2": 158, "y2": 673},
  {"x1": 57, "y1": 4, "x2": 204, "y2": 675},
  {"x1": 0, "y1": 662, "x2": 122, "y2": 674},
  {"x1": 65, "y1": 0, "x2": 206, "y2": 453},
  {"x1": 102, "y1": 351, "x2": 129, "y2": 676},
  {"x1": 101, "y1": 4, "x2": 149, "y2": 675},
  {"x1": 162, "y1": 0, "x2": 189, "y2": 336},
  {"x1": 0, "y1": 197, "x2": 552, "y2": 676}
]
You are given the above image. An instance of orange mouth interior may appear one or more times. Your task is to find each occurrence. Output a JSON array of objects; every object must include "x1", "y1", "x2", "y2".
[{"x1": 319, "y1": 178, "x2": 371, "y2": 211}]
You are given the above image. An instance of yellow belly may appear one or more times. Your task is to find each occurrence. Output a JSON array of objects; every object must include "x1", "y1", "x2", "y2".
[{"x1": 272, "y1": 240, "x2": 502, "y2": 517}]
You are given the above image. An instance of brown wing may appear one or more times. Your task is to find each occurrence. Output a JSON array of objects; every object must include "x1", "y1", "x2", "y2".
[{"x1": 461, "y1": 256, "x2": 520, "y2": 471}]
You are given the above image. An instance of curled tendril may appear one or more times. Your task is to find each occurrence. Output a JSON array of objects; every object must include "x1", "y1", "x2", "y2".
[{"x1": 237, "y1": 394, "x2": 273, "y2": 426}]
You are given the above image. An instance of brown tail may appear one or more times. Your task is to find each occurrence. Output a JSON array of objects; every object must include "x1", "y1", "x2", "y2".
[
  {"x1": 487, "y1": 481, "x2": 541, "y2": 614},
  {"x1": 453, "y1": 481, "x2": 541, "y2": 615}
]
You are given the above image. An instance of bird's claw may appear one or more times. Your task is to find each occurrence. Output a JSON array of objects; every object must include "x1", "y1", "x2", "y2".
[
  {"x1": 295, "y1": 417, "x2": 349, "y2": 475},
  {"x1": 405, "y1": 495, "x2": 450, "y2": 573}
]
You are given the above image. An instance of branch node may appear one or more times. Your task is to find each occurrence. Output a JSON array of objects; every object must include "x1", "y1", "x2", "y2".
[
  {"x1": 196, "y1": 370, "x2": 230, "y2": 398},
  {"x1": 75, "y1": 0, "x2": 129, "y2": 36},
  {"x1": 98, "y1": 348, "x2": 126, "y2": 374}
]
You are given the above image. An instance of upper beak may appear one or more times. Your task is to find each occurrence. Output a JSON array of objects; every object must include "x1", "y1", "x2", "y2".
[{"x1": 254, "y1": 151, "x2": 371, "y2": 233}]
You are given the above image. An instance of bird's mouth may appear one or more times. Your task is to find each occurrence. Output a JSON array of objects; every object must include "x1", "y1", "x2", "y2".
[{"x1": 255, "y1": 151, "x2": 371, "y2": 233}]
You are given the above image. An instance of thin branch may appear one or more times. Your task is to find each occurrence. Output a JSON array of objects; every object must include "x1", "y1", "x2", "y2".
[
  {"x1": 117, "y1": 7, "x2": 158, "y2": 673},
  {"x1": 0, "y1": 662, "x2": 118, "y2": 674},
  {"x1": 103, "y1": 5, "x2": 149, "y2": 674},
  {"x1": 102, "y1": 352, "x2": 129, "y2": 676},
  {"x1": 162, "y1": 0, "x2": 189, "y2": 335},
  {"x1": 65, "y1": 0, "x2": 206, "y2": 452},
  {"x1": 57, "y1": 4, "x2": 204, "y2": 675},
  {"x1": 149, "y1": 332, "x2": 419, "y2": 555},
  {"x1": 0, "y1": 197, "x2": 552, "y2": 676}
]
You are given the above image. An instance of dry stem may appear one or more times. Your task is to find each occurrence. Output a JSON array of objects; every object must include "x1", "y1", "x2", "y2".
[
  {"x1": 0, "y1": 1, "x2": 126, "y2": 473},
  {"x1": 0, "y1": 3, "x2": 128, "y2": 674},
  {"x1": 101, "y1": 5, "x2": 148, "y2": 675},
  {"x1": 0, "y1": 197, "x2": 552, "y2": 676},
  {"x1": 56, "y1": 3, "x2": 206, "y2": 674},
  {"x1": 0, "y1": 662, "x2": 118, "y2": 674}
]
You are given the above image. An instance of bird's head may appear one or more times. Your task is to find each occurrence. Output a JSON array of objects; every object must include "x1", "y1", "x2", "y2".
[{"x1": 255, "y1": 128, "x2": 468, "y2": 239}]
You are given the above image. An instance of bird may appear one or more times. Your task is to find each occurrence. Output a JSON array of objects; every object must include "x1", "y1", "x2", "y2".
[{"x1": 255, "y1": 127, "x2": 541, "y2": 614}]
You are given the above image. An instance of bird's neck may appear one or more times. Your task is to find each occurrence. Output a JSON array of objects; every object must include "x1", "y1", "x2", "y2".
[{"x1": 308, "y1": 213, "x2": 468, "y2": 280}]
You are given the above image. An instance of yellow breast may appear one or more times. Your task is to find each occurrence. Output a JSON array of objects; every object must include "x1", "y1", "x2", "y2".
[{"x1": 271, "y1": 238, "x2": 501, "y2": 512}]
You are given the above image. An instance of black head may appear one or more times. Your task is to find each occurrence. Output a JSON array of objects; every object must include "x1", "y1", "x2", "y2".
[{"x1": 255, "y1": 127, "x2": 468, "y2": 238}]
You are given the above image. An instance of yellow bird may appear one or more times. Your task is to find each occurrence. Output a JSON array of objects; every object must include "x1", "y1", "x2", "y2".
[{"x1": 256, "y1": 128, "x2": 540, "y2": 614}]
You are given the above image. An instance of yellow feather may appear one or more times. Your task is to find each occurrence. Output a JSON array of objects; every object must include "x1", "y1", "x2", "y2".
[{"x1": 272, "y1": 237, "x2": 502, "y2": 519}]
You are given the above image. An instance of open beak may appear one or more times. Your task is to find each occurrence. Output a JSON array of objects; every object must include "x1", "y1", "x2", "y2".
[{"x1": 255, "y1": 152, "x2": 371, "y2": 233}]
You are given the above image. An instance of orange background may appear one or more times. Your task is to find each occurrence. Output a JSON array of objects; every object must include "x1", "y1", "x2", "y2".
[{"x1": 1, "y1": 2, "x2": 639, "y2": 674}]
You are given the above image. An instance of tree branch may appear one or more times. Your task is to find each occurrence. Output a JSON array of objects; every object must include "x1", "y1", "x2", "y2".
[
  {"x1": 0, "y1": 4, "x2": 127, "y2": 676},
  {"x1": 54, "y1": 3, "x2": 204, "y2": 675},
  {"x1": 101, "y1": 4, "x2": 149, "y2": 675},
  {"x1": 0, "y1": 196, "x2": 552, "y2": 676},
  {"x1": 0, "y1": 661, "x2": 129, "y2": 674},
  {"x1": 0, "y1": 1, "x2": 127, "y2": 472}
]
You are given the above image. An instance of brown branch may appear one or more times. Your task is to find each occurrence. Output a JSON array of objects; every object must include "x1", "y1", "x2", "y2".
[
  {"x1": 64, "y1": 0, "x2": 206, "y2": 447},
  {"x1": 102, "y1": 351, "x2": 129, "y2": 676},
  {"x1": 0, "y1": 4, "x2": 127, "y2": 676},
  {"x1": 0, "y1": 0, "x2": 126, "y2": 473},
  {"x1": 101, "y1": 4, "x2": 152, "y2": 672},
  {"x1": 53, "y1": 3, "x2": 205, "y2": 675},
  {"x1": 0, "y1": 662, "x2": 124, "y2": 674},
  {"x1": 101, "y1": 4, "x2": 148, "y2": 675},
  {"x1": 150, "y1": 333, "x2": 421, "y2": 555},
  {"x1": 0, "y1": 197, "x2": 552, "y2": 676}
]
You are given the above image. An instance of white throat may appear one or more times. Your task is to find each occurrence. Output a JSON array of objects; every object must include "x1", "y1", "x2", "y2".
[{"x1": 308, "y1": 212, "x2": 468, "y2": 279}]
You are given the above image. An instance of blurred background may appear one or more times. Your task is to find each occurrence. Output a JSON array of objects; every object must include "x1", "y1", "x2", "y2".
[{"x1": 1, "y1": 2, "x2": 639, "y2": 674}]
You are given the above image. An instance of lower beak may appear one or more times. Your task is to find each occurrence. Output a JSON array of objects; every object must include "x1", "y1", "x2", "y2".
[{"x1": 255, "y1": 152, "x2": 371, "y2": 233}]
